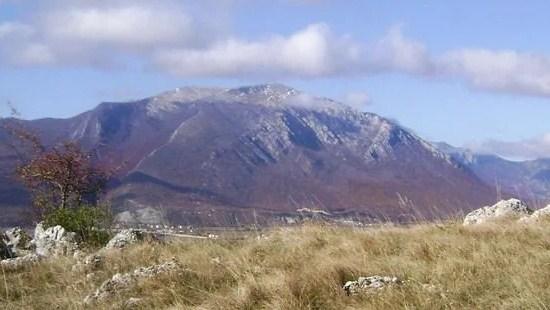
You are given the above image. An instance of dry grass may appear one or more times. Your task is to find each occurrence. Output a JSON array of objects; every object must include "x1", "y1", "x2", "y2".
[{"x1": 2, "y1": 220, "x2": 550, "y2": 309}]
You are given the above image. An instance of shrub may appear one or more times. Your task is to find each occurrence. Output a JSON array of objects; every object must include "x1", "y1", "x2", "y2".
[{"x1": 43, "y1": 203, "x2": 113, "y2": 247}]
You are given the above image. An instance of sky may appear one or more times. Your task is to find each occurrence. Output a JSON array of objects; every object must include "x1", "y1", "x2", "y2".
[{"x1": 1, "y1": 0, "x2": 550, "y2": 160}]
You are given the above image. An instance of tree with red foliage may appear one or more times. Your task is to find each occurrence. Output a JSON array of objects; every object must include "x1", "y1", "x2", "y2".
[{"x1": 17, "y1": 142, "x2": 110, "y2": 212}]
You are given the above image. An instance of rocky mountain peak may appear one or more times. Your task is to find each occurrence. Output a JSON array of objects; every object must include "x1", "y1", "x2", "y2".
[
  {"x1": 154, "y1": 86, "x2": 227, "y2": 103},
  {"x1": 227, "y1": 83, "x2": 298, "y2": 100},
  {"x1": 150, "y1": 83, "x2": 298, "y2": 105},
  {"x1": 146, "y1": 84, "x2": 349, "y2": 114}
]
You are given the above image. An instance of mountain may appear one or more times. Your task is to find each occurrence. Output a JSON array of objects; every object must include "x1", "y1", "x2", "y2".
[
  {"x1": 435, "y1": 142, "x2": 550, "y2": 203},
  {"x1": 0, "y1": 84, "x2": 498, "y2": 226}
]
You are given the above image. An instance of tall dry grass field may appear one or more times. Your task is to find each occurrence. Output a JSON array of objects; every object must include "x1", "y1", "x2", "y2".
[{"x1": 2, "y1": 220, "x2": 550, "y2": 309}]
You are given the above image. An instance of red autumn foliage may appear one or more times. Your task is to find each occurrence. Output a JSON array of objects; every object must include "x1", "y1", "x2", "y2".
[{"x1": 16, "y1": 142, "x2": 110, "y2": 211}]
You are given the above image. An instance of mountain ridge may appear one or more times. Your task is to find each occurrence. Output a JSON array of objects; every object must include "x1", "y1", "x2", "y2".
[{"x1": 0, "y1": 84, "x2": 498, "y2": 226}]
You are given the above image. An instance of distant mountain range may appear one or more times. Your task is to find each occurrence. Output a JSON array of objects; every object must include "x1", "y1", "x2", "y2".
[
  {"x1": 1, "y1": 84, "x2": 545, "y2": 226},
  {"x1": 435, "y1": 142, "x2": 550, "y2": 204}
]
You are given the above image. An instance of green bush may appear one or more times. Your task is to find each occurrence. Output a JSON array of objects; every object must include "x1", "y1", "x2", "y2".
[{"x1": 43, "y1": 204, "x2": 112, "y2": 247}]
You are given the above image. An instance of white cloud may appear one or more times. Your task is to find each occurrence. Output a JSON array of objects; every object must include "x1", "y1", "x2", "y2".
[
  {"x1": 154, "y1": 23, "x2": 362, "y2": 78},
  {"x1": 12, "y1": 43, "x2": 56, "y2": 66},
  {"x1": 469, "y1": 133, "x2": 550, "y2": 160},
  {"x1": 343, "y1": 91, "x2": 371, "y2": 110},
  {"x1": 439, "y1": 49, "x2": 550, "y2": 97},
  {"x1": 0, "y1": 1, "x2": 215, "y2": 67},
  {"x1": 368, "y1": 26, "x2": 433, "y2": 74},
  {"x1": 43, "y1": 5, "x2": 195, "y2": 49},
  {"x1": 153, "y1": 25, "x2": 434, "y2": 79},
  {"x1": 3, "y1": 1, "x2": 550, "y2": 101},
  {"x1": 0, "y1": 22, "x2": 33, "y2": 38},
  {"x1": 150, "y1": 24, "x2": 550, "y2": 99},
  {"x1": 0, "y1": 22, "x2": 54, "y2": 66}
]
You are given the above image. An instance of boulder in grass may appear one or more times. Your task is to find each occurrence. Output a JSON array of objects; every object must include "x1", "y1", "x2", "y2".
[
  {"x1": 343, "y1": 276, "x2": 401, "y2": 295},
  {"x1": 105, "y1": 229, "x2": 144, "y2": 249},
  {"x1": 72, "y1": 253, "x2": 104, "y2": 273},
  {"x1": 0, "y1": 234, "x2": 14, "y2": 259},
  {"x1": 124, "y1": 297, "x2": 143, "y2": 309},
  {"x1": 32, "y1": 223, "x2": 79, "y2": 257},
  {"x1": 0, "y1": 254, "x2": 42, "y2": 271},
  {"x1": 519, "y1": 204, "x2": 550, "y2": 223},
  {"x1": 83, "y1": 260, "x2": 180, "y2": 304},
  {"x1": 4, "y1": 227, "x2": 33, "y2": 257},
  {"x1": 463, "y1": 198, "x2": 532, "y2": 225}
]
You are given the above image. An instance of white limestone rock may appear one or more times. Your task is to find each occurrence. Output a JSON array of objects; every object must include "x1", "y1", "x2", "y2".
[
  {"x1": 0, "y1": 235, "x2": 14, "y2": 259},
  {"x1": 73, "y1": 253, "x2": 104, "y2": 273},
  {"x1": 83, "y1": 260, "x2": 180, "y2": 304},
  {"x1": 519, "y1": 204, "x2": 550, "y2": 223},
  {"x1": 124, "y1": 297, "x2": 143, "y2": 309},
  {"x1": 463, "y1": 199, "x2": 532, "y2": 225},
  {"x1": 4, "y1": 227, "x2": 32, "y2": 257},
  {"x1": 343, "y1": 276, "x2": 401, "y2": 295},
  {"x1": 32, "y1": 223, "x2": 78, "y2": 257},
  {"x1": 105, "y1": 229, "x2": 144, "y2": 249},
  {"x1": 84, "y1": 253, "x2": 104, "y2": 269},
  {"x1": 0, "y1": 254, "x2": 41, "y2": 271}
]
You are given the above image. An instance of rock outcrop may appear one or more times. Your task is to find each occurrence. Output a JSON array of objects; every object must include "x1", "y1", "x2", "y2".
[
  {"x1": 83, "y1": 260, "x2": 180, "y2": 304},
  {"x1": 73, "y1": 253, "x2": 104, "y2": 273},
  {"x1": 32, "y1": 223, "x2": 78, "y2": 257},
  {"x1": 343, "y1": 276, "x2": 401, "y2": 295},
  {"x1": 2, "y1": 227, "x2": 33, "y2": 259},
  {"x1": 519, "y1": 205, "x2": 550, "y2": 223},
  {"x1": 124, "y1": 297, "x2": 143, "y2": 309},
  {"x1": 105, "y1": 229, "x2": 143, "y2": 249},
  {"x1": 1, "y1": 223, "x2": 81, "y2": 271},
  {"x1": 0, "y1": 254, "x2": 41, "y2": 271},
  {"x1": 4, "y1": 227, "x2": 32, "y2": 257},
  {"x1": 0, "y1": 234, "x2": 13, "y2": 259},
  {"x1": 463, "y1": 199, "x2": 532, "y2": 225},
  {"x1": 531, "y1": 205, "x2": 550, "y2": 219}
]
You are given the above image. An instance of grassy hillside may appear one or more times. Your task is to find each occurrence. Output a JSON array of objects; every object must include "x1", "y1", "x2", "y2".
[{"x1": 2, "y1": 220, "x2": 550, "y2": 309}]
